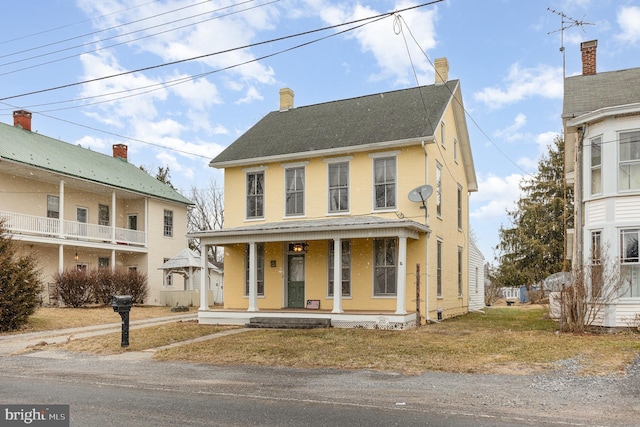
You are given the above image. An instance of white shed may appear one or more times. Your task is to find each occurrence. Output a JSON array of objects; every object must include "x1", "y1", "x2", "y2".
[{"x1": 468, "y1": 240, "x2": 486, "y2": 311}]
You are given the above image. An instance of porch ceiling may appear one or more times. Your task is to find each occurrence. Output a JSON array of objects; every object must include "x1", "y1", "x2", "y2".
[{"x1": 189, "y1": 216, "x2": 430, "y2": 245}]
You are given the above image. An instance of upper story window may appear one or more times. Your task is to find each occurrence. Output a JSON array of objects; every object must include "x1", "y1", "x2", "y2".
[
  {"x1": 619, "y1": 130, "x2": 640, "y2": 191},
  {"x1": 163, "y1": 209, "x2": 173, "y2": 237},
  {"x1": 436, "y1": 162, "x2": 443, "y2": 218},
  {"x1": 285, "y1": 167, "x2": 305, "y2": 216},
  {"x1": 98, "y1": 204, "x2": 110, "y2": 226},
  {"x1": 453, "y1": 137, "x2": 458, "y2": 162},
  {"x1": 440, "y1": 121, "x2": 446, "y2": 147},
  {"x1": 457, "y1": 185, "x2": 463, "y2": 230},
  {"x1": 373, "y1": 238, "x2": 396, "y2": 296},
  {"x1": 328, "y1": 162, "x2": 349, "y2": 213},
  {"x1": 590, "y1": 136, "x2": 602, "y2": 195},
  {"x1": 47, "y1": 195, "x2": 59, "y2": 219},
  {"x1": 373, "y1": 157, "x2": 397, "y2": 210},
  {"x1": 246, "y1": 171, "x2": 265, "y2": 219}
]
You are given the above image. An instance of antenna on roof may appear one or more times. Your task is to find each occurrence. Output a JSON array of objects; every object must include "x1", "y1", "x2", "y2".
[{"x1": 547, "y1": 8, "x2": 595, "y2": 80}]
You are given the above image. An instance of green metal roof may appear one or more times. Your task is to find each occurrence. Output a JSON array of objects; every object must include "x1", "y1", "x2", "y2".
[
  {"x1": 0, "y1": 121, "x2": 192, "y2": 205},
  {"x1": 211, "y1": 82, "x2": 459, "y2": 167}
]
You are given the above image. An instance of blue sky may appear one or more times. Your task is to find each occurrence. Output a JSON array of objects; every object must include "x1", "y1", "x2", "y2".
[{"x1": 2, "y1": 0, "x2": 640, "y2": 262}]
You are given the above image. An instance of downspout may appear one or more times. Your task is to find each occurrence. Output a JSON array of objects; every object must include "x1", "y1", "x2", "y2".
[{"x1": 575, "y1": 125, "x2": 587, "y2": 268}]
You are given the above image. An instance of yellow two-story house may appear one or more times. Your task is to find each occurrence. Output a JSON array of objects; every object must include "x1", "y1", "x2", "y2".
[
  {"x1": 192, "y1": 58, "x2": 477, "y2": 329},
  {"x1": 0, "y1": 111, "x2": 192, "y2": 305}
]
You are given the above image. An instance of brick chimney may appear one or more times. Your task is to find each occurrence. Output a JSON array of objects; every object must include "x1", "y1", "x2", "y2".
[
  {"x1": 279, "y1": 88, "x2": 294, "y2": 111},
  {"x1": 112, "y1": 144, "x2": 128, "y2": 161},
  {"x1": 581, "y1": 40, "x2": 597, "y2": 76},
  {"x1": 13, "y1": 110, "x2": 32, "y2": 131},
  {"x1": 434, "y1": 57, "x2": 449, "y2": 85}
]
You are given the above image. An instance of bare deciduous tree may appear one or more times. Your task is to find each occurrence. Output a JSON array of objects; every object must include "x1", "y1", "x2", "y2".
[
  {"x1": 560, "y1": 244, "x2": 627, "y2": 333},
  {"x1": 188, "y1": 180, "x2": 224, "y2": 261}
]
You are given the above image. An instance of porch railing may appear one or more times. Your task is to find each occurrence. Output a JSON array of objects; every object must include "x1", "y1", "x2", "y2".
[{"x1": 1, "y1": 210, "x2": 145, "y2": 246}]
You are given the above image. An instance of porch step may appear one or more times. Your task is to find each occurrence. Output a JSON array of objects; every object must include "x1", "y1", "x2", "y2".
[{"x1": 246, "y1": 317, "x2": 331, "y2": 329}]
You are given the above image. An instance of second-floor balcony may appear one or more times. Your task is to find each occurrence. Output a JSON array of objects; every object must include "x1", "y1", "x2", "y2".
[{"x1": 1, "y1": 210, "x2": 145, "y2": 246}]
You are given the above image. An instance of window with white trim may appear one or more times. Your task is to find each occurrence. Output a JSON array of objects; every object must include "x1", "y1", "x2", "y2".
[
  {"x1": 619, "y1": 131, "x2": 640, "y2": 191},
  {"x1": 440, "y1": 121, "x2": 445, "y2": 147},
  {"x1": 163, "y1": 209, "x2": 173, "y2": 237},
  {"x1": 591, "y1": 231, "x2": 603, "y2": 299},
  {"x1": 373, "y1": 238, "x2": 396, "y2": 296},
  {"x1": 247, "y1": 171, "x2": 265, "y2": 218},
  {"x1": 328, "y1": 240, "x2": 351, "y2": 296},
  {"x1": 285, "y1": 167, "x2": 304, "y2": 216},
  {"x1": 457, "y1": 246, "x2": 463, "y2": 297},
  {"x1": 457, "y1": 184, "x2": 463, "y2": 230},
  {"x1": 99, "y1": 204, "x2": 110, "y2": 226},
  {"x1": 620, "y1": 229, "x2": 640, "y2": 297},
  {"x1": 590, "y1": 136, "x2": 602, "y2": 195},
  {"x1": 437, "y1": 240, "x2": 443, "y2": 297},
  {"x1": 47, "y1": 195, "x2": 59, "y2": 219},
  {"x1": 373, "y1": 157, "x2": 396, "y2": 209},
  {"x1": 328, "y1": 162, "x2": 349, "y2": 213},
  {"x1": 436, "y1": 162, "x2": 443, "y2": 218}
]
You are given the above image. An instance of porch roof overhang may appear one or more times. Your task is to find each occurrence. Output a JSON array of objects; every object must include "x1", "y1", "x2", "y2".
[{"x1": 188, "y1": 216, "x2": 430, "y2": 246}]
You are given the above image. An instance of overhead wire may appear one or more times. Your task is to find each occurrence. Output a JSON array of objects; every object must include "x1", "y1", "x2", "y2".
[{"x1": 1, "y1": 1, "x2": 444, "y2": 163}]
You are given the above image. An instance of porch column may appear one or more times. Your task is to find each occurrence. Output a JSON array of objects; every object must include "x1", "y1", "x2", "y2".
[
  {"x1": 395, "y1": 236, "x2": 408, "y2": 314},
  {"x1": 111, "y1": 249, "x2": 116, "y2": 272},
  {"x1": 58, "y1": 180, "x2": 64, "y2": 238},
  {"x1": 248, "y1": 241, "x2": 259, "y2": 312},
  {"x1": 199, "y1": 243, "x2": 209, "y2": 311},
  {"x1": 58, "y1": 245, "x2": 64, "y2": 273},
  {"x1": 332, "y1": 238, "x2": 343, "y2": 313}
]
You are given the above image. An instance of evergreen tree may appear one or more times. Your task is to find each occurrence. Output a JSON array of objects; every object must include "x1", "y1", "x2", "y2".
[
  {"x1": 493, "y1": 135, "x2": 573, "y2": 289},
  {"x1": 0, "y1": 219, "x2": 42, "y2": 332}
]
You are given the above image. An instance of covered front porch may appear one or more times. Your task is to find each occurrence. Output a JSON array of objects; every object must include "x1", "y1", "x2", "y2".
[{"x1": 190, "y1": 216, "x2": 429, "y2": 330}]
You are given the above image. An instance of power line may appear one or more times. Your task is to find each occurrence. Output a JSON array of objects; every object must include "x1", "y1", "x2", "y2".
[{"x1": 0, "y1": 1, "x2": 442, "y2": 104}]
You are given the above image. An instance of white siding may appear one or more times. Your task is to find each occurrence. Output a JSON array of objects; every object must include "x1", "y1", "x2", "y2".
[
  {"x1": 468, "y1": 240, "x2": 485, "y2": 310},
  {"x1": 585, "y1": 199, "x2": 606, "y2": 224},
  {"x1": 615, "y1": 196, "x2": 640, "y2": 222}
]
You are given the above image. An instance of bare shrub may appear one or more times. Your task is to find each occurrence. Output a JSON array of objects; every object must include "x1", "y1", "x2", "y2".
[
  {"x1": 54, "y1": 269, "x2": 93, "y2": 308},
  {"x1": 112, "y1": 269, "x2": 148, "y2": 304}
]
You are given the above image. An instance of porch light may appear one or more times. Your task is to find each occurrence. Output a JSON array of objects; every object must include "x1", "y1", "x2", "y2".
[
  {"x1": 74, "y1": 248, "x2": 79, "y2": 261},
  {"x1": 291, "y1": 242, "x2": 309, "y2": 253}
]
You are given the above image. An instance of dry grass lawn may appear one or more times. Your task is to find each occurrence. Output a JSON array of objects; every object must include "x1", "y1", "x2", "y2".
[
  {"x1": 14, "y1": 306, "x2": 188, "y2": 333},
  {"x1": 17, "y1": 305, "x2": 640, "y2": 376},
  {"x1": 154, "y1": 307, "x2": 640, "y2": 376}
]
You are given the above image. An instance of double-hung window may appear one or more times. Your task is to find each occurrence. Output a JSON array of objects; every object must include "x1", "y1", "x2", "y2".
[
  {"x1": 328, "y1": 162, "x2": 349, "y2": 213},
  {"x1": 457, "y1": 247, "x2": 463, "y2": 297},
  {"x1": 98, "y1": 204, "x2": 110, "y2": 226},
  {"x1": 246, "y1": 171, "x2": 265, "y2": 219},
  {"x1": 373, "y1": 238, "x2": 396, "y2": 296},
  {"x1": 373, "y1": 157, "x2": 396, "y2": 210},
  {"x1": 328, "y1": 240, "x2": 351, "y2": 296},
  {"x1": 47, "y1": 195, "x2": 59, "y2": 219},
  {"x1": 457, "y1": 185, "x2": 463, "y2": 230},
  {"x1": 619, "y1": 131, "x2": 640, "y2": 191},
  {"x1": 437, "y1": 240, "x2": 443, "y2": 297},
  {"x1": 620, "y1": 229, "x2": 640, "y2": 297},
  {"x1": 436, "y1": 162, "x2": 443, "y2": 217},
  {"x1": 244, "y1": 243, "x2": 265, "y2": 296},
  {"x1": 590, "y1": 136, "x2": 602, "y2": 195},
  {"x1": 285, "y1": 167, "x2": 305, "y2": 216},
  {"x1": 163, "y1": 209, "x2": 173, "y2": 237},
  {"x1": 591, "y1": 231, "x2": 603, "y2": 299}
]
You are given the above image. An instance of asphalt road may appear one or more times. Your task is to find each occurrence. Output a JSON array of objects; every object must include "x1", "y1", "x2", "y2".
[{"x1": 1, "y1": 348, "x2": 638, "y2": 427}]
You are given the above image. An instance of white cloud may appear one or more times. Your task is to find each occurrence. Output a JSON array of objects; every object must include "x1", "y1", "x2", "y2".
[
  {"x1": 474, "y1": 63, "x2": 563, "y2": 109},
  {"x1": 470, "y1": 173, "x2": 524, "y2": 221},
  {"x1": 617, "y1": 6, "x2": 640, "y2": 44},
  {"x1": 494, "y1": 113, "x2": 527, "y2": 142}
]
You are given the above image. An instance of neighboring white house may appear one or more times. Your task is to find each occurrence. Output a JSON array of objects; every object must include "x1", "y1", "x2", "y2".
[
  {"x1": 563, "y1": 40, "x2": 640, "y2": 327},
  {"x1": 0, "y1": 110, "x2": 192, "y2": 305},
  {"x1": 468, "y1": 239, "x2": 485, "y2": 311}
]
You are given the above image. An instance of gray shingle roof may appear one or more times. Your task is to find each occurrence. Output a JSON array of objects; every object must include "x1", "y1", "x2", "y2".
[
  {"x1": 0, "y1": 121, "x2": 192, "y2": 205},
  {"x1": 563, "y1": 67, "x2": 640, "y2": 118},
  {"x1": 211, "y1": 82, "x2": 459, "y2": 166}
]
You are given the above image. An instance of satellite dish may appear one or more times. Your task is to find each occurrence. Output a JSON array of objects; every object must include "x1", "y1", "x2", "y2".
[{"x1": 408, "y1": 185, "x2": 433, "y2": 203}]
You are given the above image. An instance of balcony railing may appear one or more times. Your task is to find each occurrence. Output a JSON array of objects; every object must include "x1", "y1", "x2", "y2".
[{"x1": 1, "y1": 210, "x2": 145, "y2": 246}]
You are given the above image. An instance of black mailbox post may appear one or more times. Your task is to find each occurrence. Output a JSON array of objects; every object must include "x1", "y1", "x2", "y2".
[{"x1": 111, "y1": 295, "x2": 133, "y2": 347}]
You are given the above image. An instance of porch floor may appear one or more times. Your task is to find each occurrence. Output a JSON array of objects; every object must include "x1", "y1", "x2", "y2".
[{"x1": 198, "y1": 308, "x2": 418, "y2": 330}]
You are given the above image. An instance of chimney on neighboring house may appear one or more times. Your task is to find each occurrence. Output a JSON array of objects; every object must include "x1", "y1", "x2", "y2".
[
  {"x1": 581, "y1": 40, "x2": 598, "y2": 75},
  {"x1": 13, "y1": 110, "x2": 32, "y2": 131},
  {"x1": 279, "y1": 88, "x2": 294, "y2": 111},
  {"x1": 112, "y1": 144, "x2": 128, "y2": 161},
  {"x1": 434, "y1": 57, "x2": 449, "y2": 85}
]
